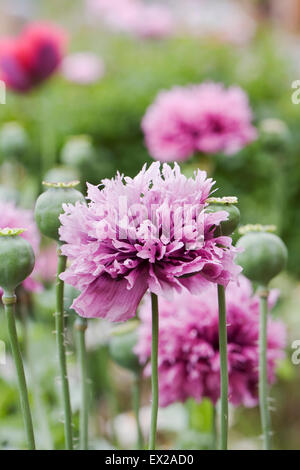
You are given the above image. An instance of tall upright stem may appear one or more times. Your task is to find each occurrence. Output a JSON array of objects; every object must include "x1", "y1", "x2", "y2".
[
  {"x1": 3, "y1": 293, "x2": 35, "y2": 450},
  {"x1": 149, "y1": 292, "x2": 159, "y2": 450},
  {"x1": 40, "y1": 94, "x2": 56, "y2": 182},
  {"x1": 259, "y1": 289, "x2": 271, "y2": 450},
  {"x1": 27, "y1": 320, "x2": 54, "y2": 450},
  {"x1": 75, "y1": 317, "x2": 89, "y2": 450},
  {"x1": 212, "y1": 404, "x2": 217, "y2": 450},
  {"x1": 133, "y1": 371, "x2": 143, "y2": 450},
  {"x1": 217, "y1": 284, "x2": 228, "y2": 450},
  {"x1": 56, "y1": 248, "x2": 73, "y2": 450}
]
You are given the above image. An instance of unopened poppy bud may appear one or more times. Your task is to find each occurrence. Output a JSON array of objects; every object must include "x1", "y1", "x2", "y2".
[
  {"x1": 34, "y1": 181, "x2": 85, "y2": 241},
  {"x1": 61, "y1": 135, "x2": 96, "y2": 168},
  {"x1": 0, "y1": 228, "x2": 35, "y2": 292},
  {"x1": 236, "y1": 225, "x2": 287, "y2": 286},
  {"x1": 259, "y1": 118, "x2": 290, "y2": 149},
  {"x1": 109, "y1": 321, "x2": 141, "y2": 373},
  {"x1": 0, "y1": 122, "x2": 29, "y2": 158},
  {"x1": 206, "y1": 197, "x2": 240, "y2": 236}
]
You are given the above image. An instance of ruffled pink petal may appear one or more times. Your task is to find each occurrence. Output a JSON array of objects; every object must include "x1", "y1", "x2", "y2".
[{"x1": 71, "y1": 271, "x2": 148, "y2": 322}]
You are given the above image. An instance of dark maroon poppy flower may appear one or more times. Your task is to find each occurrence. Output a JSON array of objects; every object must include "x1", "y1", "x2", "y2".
[{"x1": 0, "y1": 23, "x2": 66, "y2": 93}]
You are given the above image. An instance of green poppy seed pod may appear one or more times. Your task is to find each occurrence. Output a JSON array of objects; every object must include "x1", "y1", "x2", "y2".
[
  {"x1": 206, "y1": 197, "x2": 240, "y2": 236},
  {"x1": 0, "y1": 228, "x2": 35, "y2": 292},
  {"x1": 34, "y1": 181, "x2": 85, "y2": 241},
  {"x1": 61, "y1": 135, "x2": 96, "y2": 168},
  {"x1": 236, "y1": 225, "x2": 287, "y2": 287},
  {"x1": 109, "y1": 322, "x2": 141, "y2": 373},
  {"x1": 0, "y1": 122, "x2": 29, "y2": 158}
]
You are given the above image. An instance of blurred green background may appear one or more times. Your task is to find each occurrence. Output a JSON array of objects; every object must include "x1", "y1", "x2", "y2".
[{"x1": 0, "y1": 0, "x2": 300, "y2": 450}]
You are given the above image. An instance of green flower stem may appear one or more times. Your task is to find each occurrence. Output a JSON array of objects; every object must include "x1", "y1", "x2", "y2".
[
  {"x1": 217, "y1": 284, "x2": 228, "y2": 450},
  {"x1": 40, "y1": 94, "x2": 56, "y2": 181},
  {"x1": 27, "y1": 322, "x2": 54, "y2": 450},
  {"x1": 259, "y1": 288, "x2": 271, "y2": 450},
  {"x1": 75, "y1": 317, "x2": 89, "y2": 450},
  {"x1": 133, "y1": 371, "x2": 143, "y2": 450},
  {"x1": 149, "y1": 292, "x2": 159, "y2": 450},
  {"x1": 212, "y1": 404, "x2": 217, "y2": 450},
  {"x1": 107, "y1": 378, "x2": 119, "y2": 448},
  {"x1": 3, "y1": 292, "x2": 35, "y2": 450},
  {"x1": 56, "y1": 249, "x2": 73, "y2": 450}
]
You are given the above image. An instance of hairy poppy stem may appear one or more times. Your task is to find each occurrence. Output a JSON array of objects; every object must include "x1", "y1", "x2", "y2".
[
  {"x1": 259, "y1": 289, "x2": 271, "y2": 450},
  {"x1": 133, "y1": 371, "x2": 144, "y2": 450},
  {"x1": 217, "y1": 284, "x2": 228, "y2": 450},
  {"x1": 3, "y1": 293, "x2": 35, "y2": 450},
  {"x1": 56, "y1": 249, "x2": 73, "y2": 450},
  {"x1": 149, "y1": 292, "x2": 159, "y2": 450},
  {"x1": 75, "y1": 317, "x2": 89, "y2": 450}
]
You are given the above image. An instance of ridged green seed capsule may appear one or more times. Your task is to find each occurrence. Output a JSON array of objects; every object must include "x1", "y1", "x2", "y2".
[
  {"x1": 236, "y1": 230, "x2": 287, "y2": 286},
  {"x1": 109, "y1": 325, "x2": 141, "y2": 373},
  {"x1": 206, "y1": 197, "x2": 240, "y2": 236},
  {"x1": 35, "y1": 181, "x2": 85, "y2": 241},
  {"x1": 0, "y1": 229, "x2": 35, "y2": 291}
]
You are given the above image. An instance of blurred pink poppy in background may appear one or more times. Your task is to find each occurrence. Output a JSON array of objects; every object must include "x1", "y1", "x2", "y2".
[
  {"x1": 87, "y1": 0, "x2": 173, "y2": 39},
  {"x1": 142, "y1": 82, "x2": 257, "y2": 162},
  {"x1": 132, "y1": 4, "x2": 173, "y2": 39},
  {"x1": 35, "y1": 243, "x2": 58, "y2": 284},
  {"x1": 61, "y1": 52, "x2": 105, "y2": 85},
  {"x1": 0, "y1": 22, "x2": 67, "y2": 92}
]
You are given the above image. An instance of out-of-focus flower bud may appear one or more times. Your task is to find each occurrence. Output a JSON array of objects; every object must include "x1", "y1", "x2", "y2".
[
  {"x1": 0, "y1": 122, "x2": 29, "y2": 158},
  {"x1": 109, "y1": 321, "x2": 141, "y2": 373},
  {"x1": 61, "y1": 135, "x2": 96, "y2": 168},
  {"x1": 259, "y1": 118, "x2": 290, "y2": 149}
]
